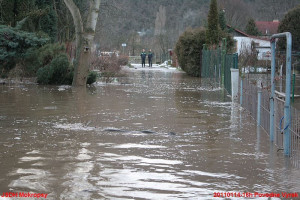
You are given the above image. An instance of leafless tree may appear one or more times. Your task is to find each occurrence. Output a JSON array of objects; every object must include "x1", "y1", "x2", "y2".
[
  {"x1": 64, "y1": 0, "x2": 101, "y2": 86},
  {"x1": 218, "y1": 0, "x2": 252, "y2": 30},
  {"x1": 253, "y1": 0, "x2": 300, "y2": 21}
]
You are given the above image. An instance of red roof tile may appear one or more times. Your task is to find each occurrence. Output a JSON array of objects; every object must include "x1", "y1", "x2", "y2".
[
  {"x1": 255, "y1": 21, "x2": 279, "y2": 35},
  {"x1": 226, "y1": 24, "x2": 269, "y2": 41}
]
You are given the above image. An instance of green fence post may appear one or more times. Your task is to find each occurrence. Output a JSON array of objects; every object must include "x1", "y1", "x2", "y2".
[
  {"x1": 234, "y1": 53, "x2": 238, "y2": 69},
  {"x1": 221, "y1": 38, "x2": 227, "y2": 87},
  {"x1": 202, "y1": 44, "x2": 206, "y2": 77}
]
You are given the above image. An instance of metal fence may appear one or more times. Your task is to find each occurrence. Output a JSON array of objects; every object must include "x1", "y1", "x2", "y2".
[
  {"x1": 274, "y1": 96, "x2": 300, "y2": 162},
  {"x1": 240, "y1": 78, "x2": 300, "y2": 166},
  {"x1": 240, "y1": 79, "x2": 259, "y2": 121},
  {"x1": 290, "y1": 106, "x2": 300, "y2": 167},
  {"x1": 240, "y1": 79, "x2": 270, "y2": 132},
  {"x1": 201, "y1": 48, "x2": 222, "y2": 79},
  {"x1": 201, "y1": 47, "x2": 238, "y2": 95}
]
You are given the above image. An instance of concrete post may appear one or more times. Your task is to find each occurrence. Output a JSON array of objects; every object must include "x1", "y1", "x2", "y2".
[
  {"x1": 240, "y1": 79, "x2": 243, "y2": 105},
  {"x1": 257, "y1": 88, "x2": 262, "y2": 126},
  {"x1": 230, "y1": 68, "x2": 239, "y2": 101}
]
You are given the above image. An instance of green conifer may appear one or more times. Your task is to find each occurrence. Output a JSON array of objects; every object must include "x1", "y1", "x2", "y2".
[
  {"x1": 206, "y1": 0, "x2": 220, "y2": 46},
  {"x1": 245, "y1": 18, "x2": 260, "y2": 36},
  {"x1": 278, "y1": 5, "x2": 300, "y2": 51},
  {"x1": 219, "y1": 9, "x2": 226, "y2": 31}
]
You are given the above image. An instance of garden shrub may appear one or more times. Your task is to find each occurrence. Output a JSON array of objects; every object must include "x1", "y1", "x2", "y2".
[
  {"x1": 117, "y1": 55, "x2": 129, "y2": 66},
  {"x1": 24, "y1": 43, "x2": 65, "y2": 76},
  {"x1": 49, "y1": 54, "x2": 72, "y2": 84},
  {"x1": 91, "y1": 56, "x2": 121, "y2": 73},
  {"x1": 36, "y1": 65, "x2": 53, "y2": 84},
  {"x1": 0, "y1": 25, "x2": 49, "y2": 77},
  {"x1": 175, "y1": 27, "x2": 234, "y2": 77},
  {"x1": 37, "y1": 53, "x2": 73, "y2": 85},
  {"x1": 87, "y1": 71, "x2": 98, "y2": 85},
  {"x1": 175, "y1": 28, "x2": 206, "y2": 77}
]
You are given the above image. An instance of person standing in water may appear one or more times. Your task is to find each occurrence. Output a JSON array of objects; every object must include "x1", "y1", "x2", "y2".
[
  {"x1": 140, "y1": 49, "x2": 147, "y2": 68},
  {"x1": 148, "y1": 49, "x2": 153, "y2": 67}
]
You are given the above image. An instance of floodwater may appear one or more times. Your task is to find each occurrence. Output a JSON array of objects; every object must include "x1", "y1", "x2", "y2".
[{"x1": 0, "y1": 67, "x2": 300, "y2": 200}]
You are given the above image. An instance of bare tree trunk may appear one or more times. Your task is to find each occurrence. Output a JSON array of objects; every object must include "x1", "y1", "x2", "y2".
[{"x1": 63, "y1": 0, "x2": 101, "y2": 86}]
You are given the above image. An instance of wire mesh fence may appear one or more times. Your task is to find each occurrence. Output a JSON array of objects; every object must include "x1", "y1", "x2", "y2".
[
  {"x1": 201, "y1": 48, "x2": 222, "y2": 79},
  {"x1": 240, "y1": 78, "x2": 300, "y2": 166},
  {"x1": 240, "y1": 79, "x2": 258, "y2": 121},
  {"x1": 274, "y1": 97, "x2": 285, "y2": 149},
  {"x1": 201, "y1": 48, "x2": 238, "y2": 95},
  {"x1": 290, "y1": 106, "x2": 300, "y2": 167}
]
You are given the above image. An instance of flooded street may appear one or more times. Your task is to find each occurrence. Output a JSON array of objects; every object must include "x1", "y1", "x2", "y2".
[{"x1": 0, "y1": 68, "x2": 300, "y2": 199}]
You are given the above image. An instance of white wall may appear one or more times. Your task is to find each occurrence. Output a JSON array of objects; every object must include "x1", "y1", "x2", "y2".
[{"x1": 234, "y1": 37, "x2": 271, "y2": 60}]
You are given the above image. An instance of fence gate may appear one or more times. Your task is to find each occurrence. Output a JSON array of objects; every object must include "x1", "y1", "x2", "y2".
[{"x1": 270, "y1": 32, "x2": 292, "y2": 156}]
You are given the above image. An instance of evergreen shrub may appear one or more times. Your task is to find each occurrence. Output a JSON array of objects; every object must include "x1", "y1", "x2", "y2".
[
  {"x1": 0, "y1": 25, "x2": 49, "y2": 76},
  {"x1": 278, "y1": 5, "x2": 300, "y2": 51},
  {"x1": 87, "y1": 71, "x2": 98, "y2": 85},
  {"x1": 24, "y1": 43, "x2": 65, "y2": 75},
  {"x1": 37, "y1": 54, "x2": 72, "y2": 85},
  {"x1": 175, "y1": 28, "x2": 206, "y2": 77}
]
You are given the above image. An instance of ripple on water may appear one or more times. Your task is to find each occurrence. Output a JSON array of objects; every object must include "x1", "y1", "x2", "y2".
[
  {"x1": 19, "y1": 156, "x2": 44, "y2": 162},
  {"x1": 182, "y1": 170, "x2": 243, "y2": 179},
  {"x1": 43, "y1": 106, "x2": 57, "y2": 110},
  {"x1": 202, "y1": 100, "x2": 232, "y2": 108},
  {"x1": 98, "y1": 153, "x2": 182, "y2": 166},
  {"x1": 97, "y1": 168, "x2": 214, "y2": 199},
  {"x1": 53, "y1": 123, "x2": 95, "y2": 131},
  {"x1": 8, "y1": 168, "x2": 51, "y2": 192},
  {"x1": 76, "y1": 148, "x2": 93, "y2": 160},
  {"x1": 112, "y1": 143, "x2": 167, "y2": 149},
  {"x1": 26, "y1": 150, "x2": 41, "y2": 155},
  {"x1": 60, "y1": 161, "x2": 95, "y2": 200}
]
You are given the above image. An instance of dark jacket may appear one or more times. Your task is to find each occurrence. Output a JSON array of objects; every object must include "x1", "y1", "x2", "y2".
[
  {"x1": 140, "y1": 52, "x2": 147, "y2": 60},
  {"x1": 148, "y1": 52, "x2": 153, "y2": 59}
]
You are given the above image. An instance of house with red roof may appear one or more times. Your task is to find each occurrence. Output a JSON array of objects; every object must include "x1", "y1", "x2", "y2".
[{"x1": 226, "y1": 24, "x2": 271, "y2": 60}]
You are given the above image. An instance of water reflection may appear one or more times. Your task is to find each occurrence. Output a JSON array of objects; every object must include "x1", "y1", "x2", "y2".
[{"x1": 0, "y1": 69, "x2": 300, "y2": 199}]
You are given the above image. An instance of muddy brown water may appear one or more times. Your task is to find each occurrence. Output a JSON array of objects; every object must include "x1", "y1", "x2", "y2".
[{"x1": 0, "y1": 69, "x2": 300, "y2": 199}]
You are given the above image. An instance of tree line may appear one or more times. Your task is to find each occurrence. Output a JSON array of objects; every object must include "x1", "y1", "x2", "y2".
[{"x1": 0, "y1": 0, "x2": 299, "y2": 85}]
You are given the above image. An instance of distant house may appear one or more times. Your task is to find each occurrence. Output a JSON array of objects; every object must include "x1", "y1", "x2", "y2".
[
  {"x1": 255, "y1": 20, "x2": 280, "y2": 36},
  {"x1": 227, "y1": 24, "x2": 271, "y2": 60}
]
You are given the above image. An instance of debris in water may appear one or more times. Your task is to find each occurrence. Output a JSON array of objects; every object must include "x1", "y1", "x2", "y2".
[
  {"x1": 168, "y1": 132, "x2": 176, "y2": 136},
  {"x1": 104, "y1": 128, "x2": 126, "y2": 132},
  {"x1": 141, "y1": 130, "x2": 156, "y2": 134}
]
